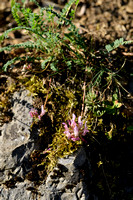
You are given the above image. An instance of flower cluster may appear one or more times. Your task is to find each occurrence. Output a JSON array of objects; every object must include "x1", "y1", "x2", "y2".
[
  {"x1": 29, "y1": 105, "x2": 45, "y2": 121},
  {"x1": 62, "y1": 114, "x2": 89, "y2": 142}
]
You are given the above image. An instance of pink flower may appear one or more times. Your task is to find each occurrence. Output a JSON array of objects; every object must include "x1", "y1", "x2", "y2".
[
  {"x1": 29, "y1": 105, "x2": 46, "y2": 121},
  {"x1": 29, "y1": 108, "x2": 38, "y2": 118},
  {"x1": 62, "y1": 114, "x2": 89, "y2": 142}
]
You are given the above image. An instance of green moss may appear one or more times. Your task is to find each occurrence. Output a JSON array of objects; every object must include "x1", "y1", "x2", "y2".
[
  {"x1": 44, "y1": 127, "x2": 82, "y2": 173},
  {"x1": 0, "y1": 78, "x2": 17, "y2": 123},
  {"x1": 24, "y1": 75, "x2": 47, "y2": 96}
]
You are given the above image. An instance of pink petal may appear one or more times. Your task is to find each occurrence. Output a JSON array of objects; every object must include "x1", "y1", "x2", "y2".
[
  {"x1": 78, "y1": 116, "x2": 83, "y2": 128},
  {"x1": 40, "y1": 105, "x2": 45, "y2": 117},
  {"x1": 73, "y1": 125, "x2": 79, "y2": 137},
  {"x1": 71, "y1": 113, "x2": 76, "y2": 125},
  {"x1": 71, "y1": 136, "x2": 80, "y2": 141},
  {"x1": 64, "y1": 130, "x2": 71, "y2": 139},
  {"x1": 29, "y1": 111, "x2": 33, "y2": 118},
  {"x1": 82, "y1": 122, "x2": 89, "y2": 136},
  {"x1": 38, "y1": 115, "x2": 41, "y2": 120},
  {"x1": 62, "y1": 123, "x2": 69, "y2": 131}
]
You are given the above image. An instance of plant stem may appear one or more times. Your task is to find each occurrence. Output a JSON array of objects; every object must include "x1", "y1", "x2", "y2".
[{"x1": 44, "y1": 78, "x2": 52, "y2": 110}]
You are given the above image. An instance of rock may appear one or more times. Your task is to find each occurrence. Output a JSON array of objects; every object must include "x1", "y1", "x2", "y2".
[
  {"x1": 61, "y1": 193, "x2": 77, "y2": 200},
  {"x1": 44, "y1": 148, "x2": 91, "y2": 200},
  {"x1": 0, "y1": 147, "x2": 92, "y2": 199},
  {"x1": 0, "y1": 89, "x2": 37, "y2": 184},
  {"x1": 0, "y1": 181, "x2": 34, "y2": 200}
]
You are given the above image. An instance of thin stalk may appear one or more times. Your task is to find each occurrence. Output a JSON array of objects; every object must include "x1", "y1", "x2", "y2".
[
  {"x1": 81, "y1": 66, "x2": 87, "y2": 117},
  {"x1": 99, "y1": 154, "x2": 112, "y2": 199},
  {"x1": 43, "y1": 78, "x2": 52, "y2": 110}
]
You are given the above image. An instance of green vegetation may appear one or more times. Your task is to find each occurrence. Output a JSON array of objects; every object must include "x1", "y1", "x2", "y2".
[{"x1": 0, "y1": 0, "x2": 132, "y2": 199}]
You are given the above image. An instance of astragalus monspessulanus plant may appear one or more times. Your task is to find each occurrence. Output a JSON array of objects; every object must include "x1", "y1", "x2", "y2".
[
  {"x1": 0, "y1": 0, "x2": 86, "y2": 72},
  {"x1": 0, "y1": 0, "x2": 88, "y2": 169},
  {"x1": 62, "y1": 113, "x2": 89, "y2": 142},
  {"x1": 1, "y1": 0, "x2": 133, "y2": 187}
]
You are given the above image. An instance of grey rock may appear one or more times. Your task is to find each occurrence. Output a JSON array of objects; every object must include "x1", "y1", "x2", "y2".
[
  {"x1": 0, "y1": 147, "x2": 91, "y2": 200},
  {"x1": 0, "y1": 90, "x2": 37, "y2": 184},
  {"x1": 58, "y1": 148, "x2": 86, "y2": 171},
  {"x1": 74, "y1": 148, "x2": 87, "y2": 168},
  {"x1": 0, "y1": 181, "x2": 34, "y2": 200},
  {"x1": 61, "y1": 193, "x2": 77, "y2": 200},
  {"x1": 56, "y1": 178, "x2": 68, "y2": 191},
  {"x1": 43, "y1": 148, "x2": 90, "y2": 200},
  {"x1": 75, "y1": 182, "x2": 90, "y2": 200}
]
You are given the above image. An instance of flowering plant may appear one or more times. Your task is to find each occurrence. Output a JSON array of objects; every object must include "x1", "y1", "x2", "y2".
[
  {"x1": 62, "y1": 114, "x2": 89, "y2": 142},
  {"x1": 29, "y1": 105, "x2": 45, "y2": 121}
]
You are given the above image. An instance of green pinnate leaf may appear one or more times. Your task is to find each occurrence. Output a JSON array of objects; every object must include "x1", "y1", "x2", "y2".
[{"x1": 105, "y1": 38, "x2": 133, "y2": 52}]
